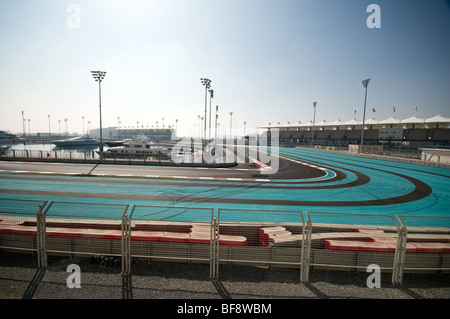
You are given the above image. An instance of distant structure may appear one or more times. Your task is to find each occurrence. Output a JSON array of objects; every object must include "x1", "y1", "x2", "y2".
[
  {"x1": 260, "y1": 114, "x2": 450, "y2": 151},
  {"x1": 115, "y1": 127, "x2": 174, "y2": 142}
]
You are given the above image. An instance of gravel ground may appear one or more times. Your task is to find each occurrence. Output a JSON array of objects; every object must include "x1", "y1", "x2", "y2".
[{"x1": 0, "y1": 251, "x2": 449, "y2": 315}]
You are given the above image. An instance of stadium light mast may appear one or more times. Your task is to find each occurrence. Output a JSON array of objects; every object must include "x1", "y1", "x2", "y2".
[
  {"x1": 208, "y1": 88, "x2": 214, "y2": 140},
  {"x1": 360, "y1": 78, "x2": 370, "y2": 154},
  {"x1": 215, "y1": 105, "x2": 219, "y2": 142},
  {"x1": 91, "y1": 71, "x2": 106, "y2": 157},
  {"x1": 311, "y1": 102, "x2": 317, "y2": 147},
  {"x1": 229, "y1": 112, "x2": 233, "y2": 139},
  {"x1": 48, "y1": 115, "x2": 51, "y2": 136},
  {"x1": 200, "y1": 78, "x2": 211, "y2": 142}
]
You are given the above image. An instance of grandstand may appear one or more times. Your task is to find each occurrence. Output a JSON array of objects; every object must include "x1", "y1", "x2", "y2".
[{"x1": 260, "y1": 114, "x2": 450, "y2": 154}]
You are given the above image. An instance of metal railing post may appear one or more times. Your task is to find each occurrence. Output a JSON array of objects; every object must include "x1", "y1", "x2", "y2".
[
  {"x1": 121, "y1": 212, "x2": 131, "y2": 276},
  {"x1": 36, "y1": 204, "x2": 47, "y2": 268},
  {"x1": 210, "y1": 217, "x2": 219, "y2": 280},
  {"x1": 392, "y1": 224, "x2": 407, "y2": 286},
  {"x1": 301, "y1": 215, "x2": 312, "y2": 283}
]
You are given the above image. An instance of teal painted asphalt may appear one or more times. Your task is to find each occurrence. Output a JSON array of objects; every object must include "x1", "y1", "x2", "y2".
[{"x1": 0, "y1": 148, "x2": 449, "y2": 223}]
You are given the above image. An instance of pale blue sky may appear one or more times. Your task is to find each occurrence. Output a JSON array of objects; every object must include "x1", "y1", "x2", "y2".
[{"x1": 0, "y1": 0, "x2": 449, "y2": 136}]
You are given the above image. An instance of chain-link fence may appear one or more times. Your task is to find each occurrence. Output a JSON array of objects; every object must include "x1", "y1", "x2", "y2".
[
  {"x1": 126, "y1": 205, "x2": 214, "y2": 276},
  {"x1": 1, "y1": 199, "x2": 449, "y2": 286},
  {"x1": 214, "y1": 209, "x2": 304, "y2": 279},
  {"x1": 42, "y1": 201, "x2": 129, "y2": 271},
  {"x1": 0, "y1": 198, "x2": 48, "y2": 267},
  {"x1": 304, "y1": 211, "x2": 402, "y2": 284},
  {"x1": 397, "y1": 216, "x2": 450, "y2": 285}
]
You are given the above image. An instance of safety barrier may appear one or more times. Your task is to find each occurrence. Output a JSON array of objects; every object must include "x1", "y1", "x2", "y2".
[
  {"x1": 125, "y1": 205, "x2": 214, "y2": 276},
  {"x1": 213, "y1": 209, "x2": 304, "y2": 279},
  {"x1": 303, "y1": 212, "x2": 403, "y2": 285},
  {"x1": 42, "y1": 201, "x2": 129, "y2": 272},
  {"x1": 396, "y1": 216, "x2": 450, "y2": 285},
  {"x1": 0, "y1": 198, "x2": 449, "y2": 286},
  {"x1": 0, "y1": 198, "x2": 48, "y2": 267}
]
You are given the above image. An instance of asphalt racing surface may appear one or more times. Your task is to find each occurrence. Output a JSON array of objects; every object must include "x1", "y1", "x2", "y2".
[{"x1": 0, "y1": 147, "x2": 449, "y2": 218}]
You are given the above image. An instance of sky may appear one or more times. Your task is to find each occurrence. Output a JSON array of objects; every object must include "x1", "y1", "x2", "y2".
[{"x1": 0, "y1": 0, "x2": 449, "y2": 137}]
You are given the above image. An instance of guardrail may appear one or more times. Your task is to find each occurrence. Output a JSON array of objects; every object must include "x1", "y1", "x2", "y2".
[{"x1": 1, "y1": 198, "x2": 449, "y2": 286}]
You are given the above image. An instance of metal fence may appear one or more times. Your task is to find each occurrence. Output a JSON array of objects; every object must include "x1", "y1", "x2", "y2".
[
  {"x1": 303, "y1": 212, "x2": 402, "y2": 284},
  {"x1": 0, "y1": 198, "x2": 48, "y2": 267},
  {"x1": 4, "y1": 149, "x2": 99, "y2": 160},
  {"x1": 126, "y1": 205, "x2": 214, "y2": 276},
  {"x1": 42, "y1": 201, "x2": 129, "y2": 272},
  {"x1": 1, "y1": 200, "x2": 449, "y2": 286},
  {"x1": 214, "y1": 208, "x2": 304, "y2": 279},
  {"x1": 397, "y1": 216, "x2": 450, "y2": 285}
]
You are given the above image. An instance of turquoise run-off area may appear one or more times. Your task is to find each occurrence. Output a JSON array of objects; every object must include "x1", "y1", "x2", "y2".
[{"x1": 0, "y1": 148, "x2": 449, "y2": 222}]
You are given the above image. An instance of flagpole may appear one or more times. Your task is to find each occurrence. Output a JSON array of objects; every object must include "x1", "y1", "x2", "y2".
[{"x1": 311, "y1": 102, "x2": 317, "y2": 147}]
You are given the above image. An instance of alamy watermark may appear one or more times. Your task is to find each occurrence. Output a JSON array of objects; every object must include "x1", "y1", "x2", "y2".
[
  {"x1": 66, "y1": 4, "x2": 81, "y2": 29},
  {"x1": 367, "y1": 4, "x2": 381, "y2": 29},
  {"x1": 366, "y1": 264, "x2": 381, "y2": 288},
  {"x1": 170, "y1": 129, "x2": 280, "y2": 174},
  {"x1": 66, "y1": 264, "x2": 81, "y2": 288}
]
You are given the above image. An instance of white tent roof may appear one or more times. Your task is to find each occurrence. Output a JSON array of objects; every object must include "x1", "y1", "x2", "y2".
[
  {"x1": 315, "y1": 120, "x2": 327, "y2": 126},
  {"x1": 425, "y1": 114, "x2": 450, "y2": 123},
  {"x1": 364, "y1": 117, "x2": 379, "y2": 125},
  {"x1": 327, "y1": 119, "x2": 343, "y2": 126},
  {"x1": 378, "y1": 116, "x2": 401, "y2": 125},
  {"x1": 342, "y1": 118, "x2": 362, "y2": 126},
  {"x1": 401, "y1": 115, "x2": 425, "y2": 124},
  {"x1": 260, "y1": 114, "x2": 450, "y2": 129},
  {"x1": 299, "y1": 121, "x2": 314, "y2": 127}
]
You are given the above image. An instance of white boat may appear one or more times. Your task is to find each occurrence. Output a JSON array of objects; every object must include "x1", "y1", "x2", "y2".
[
  {"x1": 0, "y1": 130, "x2": 24, "y2": 144},
  {"x1": 99, "y1": 136, "x2": 169, "y2": 158},
  {"x1": 0, "y1": 145, "x2": 11, "y2": 155},
  {"x1": 52, "y1": 136, "x2": 100, "y2": 147}
]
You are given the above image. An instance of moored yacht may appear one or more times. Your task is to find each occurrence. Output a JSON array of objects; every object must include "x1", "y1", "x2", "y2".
[
  {"x1": 52, "y1": 136, "x2": 100, "y2": 147},
  {"x1": 99, "y1": 136, "x2": 169, "y2": 158},
  {"x1": 0, "y1": 130, "x2": 24, "y2": 144}
]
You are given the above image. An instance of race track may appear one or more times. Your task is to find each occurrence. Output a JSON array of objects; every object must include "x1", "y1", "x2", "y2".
[{"x1": 0, "y1": 148, "x2": 449, "y2": 218}]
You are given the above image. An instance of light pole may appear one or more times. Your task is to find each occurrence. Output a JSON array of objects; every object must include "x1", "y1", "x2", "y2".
[
  {"x1": 229, "y1": 112, "x2": 233, "y2": 139},
  {"x1": 243, "y1": 121, "x2": 247, "y2": 138},
  {"x1": 91, "y1": 70, "x2": 107, "y2": 156},
  {"x1": 360, "y1": 78, "x2": 370, "y2": 153},
  {"x1": 117, "y1": 117, "x2": 120, "y2": 139},
  {"x1": 208, "y1": 89, "x2": 214, "y2": 140},
  {"x1": 311, "y1": 102, "x2": 317, "y2": 147},
  {"x1": 200, "y1": 78, "x2": 211, "y2": 141},
  {"x1": 48, "y1": 115, "x2": 51, "y2": 136},
  {"x1": 22, "y1": 111, "x2": 25, "y2": 137},
  {"x1": 215, "y1": 105, "x2": 218, "y2": 142},
  {"x1": 58, "y1": 120, "x2": 61, "y2": 136},
  {"x1": 201, "y1": 117, "x2": 204, "y2": 140},
  {"x1": 82, "y1": 116, "x2": 85, "y2": 135}
]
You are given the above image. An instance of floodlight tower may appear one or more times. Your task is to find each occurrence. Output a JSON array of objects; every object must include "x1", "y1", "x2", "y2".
[
  {"x1": 208, "y1": 88, "x2": 214, "y2": 140},
  {"x1": 360, "y1": 78, "x2": 370, "y2": 153},
  {"x1": 200, "y1": 78, "x2": 211, "y2": 141},
  {"x1": 229, "y1": 112, "x2": 233, "y2": 139},
  {"x1": 91, "y1": 71, "x2": 107, "y2": 156}
]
